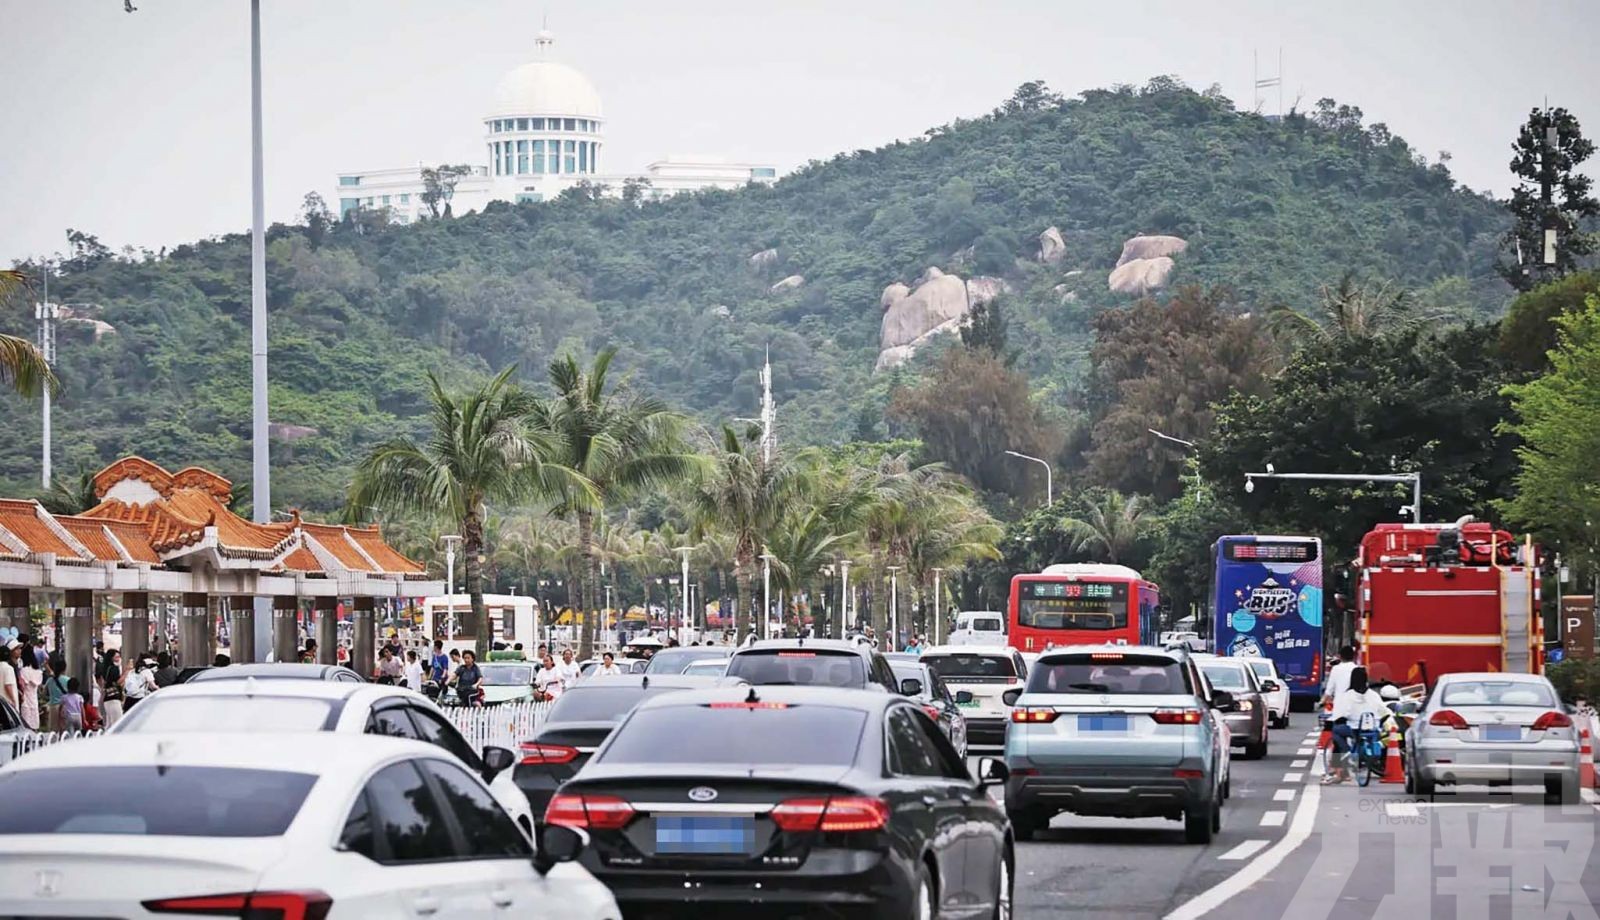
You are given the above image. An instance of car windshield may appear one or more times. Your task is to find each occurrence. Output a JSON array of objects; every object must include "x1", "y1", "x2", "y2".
[
  {"x1": 114, "y1": 697, "x2": 339, "y2": 733},
  {"x1": 644, "y1": 648, "x2": 731, "y2": 674},
  {"x1": 725, "y1": 650, "x2": 866, "y2": 686},
  {"x1": 1246, "y1": 661, "x2": 1275, "y2": 680},
  {"x1": 965, "y1": 618, "x2": 1003, "y2": 632},
  {"x1": 923, "y1": 653, "x2": 1016, "y2": 681},
  {"x1": 683, "y1": 660, "x2": 727, "y2": 675},
  {"x1": 479, "y1": 666, "x2": 532, "y2": 686},
  {"x1": 1028, "y1": 654, "x2": 1189, "y2": 694},
  {"x1": 0, "y1": 766, "x2": 315, "y2": 837},
  {"x1": 1439, "y1": 680, "x2": 1556, "y2": 708},
  {"x1": 1200, "y1": 665, "x2": 1250, "y2": 690},
  {"x1": 600, "y1": 703, "x2": 867, "y2": 766}
]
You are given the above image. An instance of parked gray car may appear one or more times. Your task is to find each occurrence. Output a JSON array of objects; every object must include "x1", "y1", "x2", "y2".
[
  {"x1": 1197, "y1": 657, "x2": 1270, "y2": 760},
  {"x1": 1405, "y1": 672, "x2": 1579, "y2": 804}
]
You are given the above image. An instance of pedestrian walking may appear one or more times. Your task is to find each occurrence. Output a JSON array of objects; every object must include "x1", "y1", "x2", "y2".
[
  {"x1": 60, "y1": 677, "x2": 86, "y2": 734},
  {"x1": 122, "y1": 658, "x2": 157, "y2": 710},
  {"x1": 100, "y1": 649, "x2": 124, "y2": 729},
  {"x1": 13, "y1": 642, "x2": 41, "y2": 730},
  {"x1": 451, "y1": 650, "x2": 483, "y2": 706},
  {"x1": 153, "y1": 652, "x2": 180, "y2": 688},
  {"x1": 0, "y1": 638, "x2": 18, "y2": 710},
  {"x1": 534, "y1": 653, "x2": 564, "y2": 701},
  {"x1": 403, "y1": 649, "x2": 424, "y2": 691},
  {"x1": 429, "y1": 640, "x2": 450, "y2": 685},
  {"x1": 376, "y1": 647, "x2": 404, "y2": 684},
  {"x1": 556, "y1": 648, "x2": 581, "y2": 686},
  {"x1": 595, "y1": 651, "x2": 622, "y2": 677},
  {"x1": 44, "y1": 657, "x2": 70, "y2": 732}
]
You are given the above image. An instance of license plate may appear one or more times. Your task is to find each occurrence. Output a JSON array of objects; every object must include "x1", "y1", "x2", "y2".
[
  {"x1": 655, "y1": 816, "x2": 755, "y2": 855},
  {"x1": 958, "y1": 700, "x2": 980, "y2": 708},
  {"x1": 1483, "y1": 725, "x2": 1522, "y2": 742},
  {"x1": 1079, "y1": 714, "x2": 1128, "y2": 732}
]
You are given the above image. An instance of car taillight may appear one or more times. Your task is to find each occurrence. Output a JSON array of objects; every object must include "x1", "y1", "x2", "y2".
[
  {"x1": 1010, "y1": 707, "x2": 1058, "y2": 723},
  {"x1": 1005, "y1": 676, "x2": 1019, "y2": 685},
  {"x1": 544, "y1": 793, "x2": 635, "y2": 830},
  {"x1": 1150, "y1": 709, "x2": 1203, "y2": 725},
  {"x1": 143, "y1": 891, "x2": 331, "y2": 920},
  {"x1": 770, "y1": 796, "x2": 890, "y2": 832},
  {"x1": 518, "y1": 742, "x2": 579, "y2": 765},
  {"x1": 921, "y1": 704, "x2": 943, "y2": 721},
  {"x1": 1532, "y1": 711, "x2": 1573, "y2": 731},
  {"x1": 1429, "y1": 709, "x2": 1469, "y2": 730}
]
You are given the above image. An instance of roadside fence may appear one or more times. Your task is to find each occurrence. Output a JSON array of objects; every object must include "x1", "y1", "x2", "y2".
[
  {"x1": 443, "y1": 700, "x2": 551, "y2": 751},
  {"x1": 4, "y1": 730, "x2": 105, "y2": 765}
]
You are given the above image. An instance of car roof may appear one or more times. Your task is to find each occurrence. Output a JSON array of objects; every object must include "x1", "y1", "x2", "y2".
[
  {"x1": 189, "y1": 663, "x2": 357, "y2": 680},
  {"x1": 568, "y1": 674, "x2": 731, "y2": 690},
  {"x1": 1197, "y1": 657, "x2": 1250, "y2": 671},
  {"x1": 1036, "y1": 644, "x2": 1184, "y2": 661},
  {"x1": 629, "y1": 684, "x2": 899, "y2": 713},
  {"x1": 919, "y1": 644, "x2": 1017, "y2": 656},
  {"x1": 2, "y1": 731, "x2": 441, "y2": 774},
  {"x1": 139, "y1": 677, "x2": 394, "y2": 702},
  {"x1": 1436, "y1": 671, "x2": 1548, "y2": 683},
  {"x1": 736, "y1": 638, "x2": 866, "y2": 653}
]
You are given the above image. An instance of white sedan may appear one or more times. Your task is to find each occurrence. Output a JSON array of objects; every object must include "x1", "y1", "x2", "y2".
[
  {"x1": 109, "y1": 678, "x2": 537, "y2": 833},
  {"x1": 0, "y1": 733, "x2": 618, "y2": 919},
  {"x1": 1239, "y1": 656, "x2": 1292, "y2": 729}
]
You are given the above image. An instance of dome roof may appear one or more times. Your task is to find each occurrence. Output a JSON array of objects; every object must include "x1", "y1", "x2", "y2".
[{"x1": 489, "y1": 59, "x2": 602, "y2": 119}]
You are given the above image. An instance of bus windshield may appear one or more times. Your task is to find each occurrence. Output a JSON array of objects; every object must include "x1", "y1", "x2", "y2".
[{"x1": 1016, "y1": 580, "x2": 1128, "y2": 630}]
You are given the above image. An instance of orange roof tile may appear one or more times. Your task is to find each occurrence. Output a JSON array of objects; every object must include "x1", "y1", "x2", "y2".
[
  {"x1": 58, "y1": 517, "x2": 125, "y2": 562},
  {"x1": 84, "y1": 499, "x2": 207, "y2": 552},
  {"x1": 0, "y1": 500, "x2": 80, "y2": 557},
  {"x1": 92, "y1": 456, "x2": 173, "y2": 500},
  {"x1": 300, "y1": 522, "x2": 376, "y2": 571},
  {"x1": 348, "y1": 527, "x2": 424, "y2": 574},
  {"x1": 280, "y1": 544, "x2": 323, "y2": 573}
]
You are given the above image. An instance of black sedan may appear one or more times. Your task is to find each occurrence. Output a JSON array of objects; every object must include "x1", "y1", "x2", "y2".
[
  {"x1": 514, "y1": 674, "x2": 729, "y2": 821},
  {"x1": 544, "y1": 685, "x2": 1013, "y2": 919},
  {"x1": 890, "y1": 660, "x2": 971, "y2": 758}
]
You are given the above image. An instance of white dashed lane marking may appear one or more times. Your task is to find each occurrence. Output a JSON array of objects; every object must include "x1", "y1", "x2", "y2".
[
  {"x1": 1281, "y1": 772, "x2": 1303, "y2": 782},
  {"x1": 1218, "y1": 839, "x2": 1271, "y2": 861},
  {"x1": 1290, "y1": 759, "x2": 1308, "y2": 767},
  {"x1": 1273, "y1": 788, "x2": 1296, "y2": 802},
  {"x1": 1260, "y1": 811, "x2": 1287, "y2": 827}
]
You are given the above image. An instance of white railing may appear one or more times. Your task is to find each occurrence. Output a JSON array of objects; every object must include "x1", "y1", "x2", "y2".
[
  {"x1": 442, "y1": 701, "x2": 551, "y2": 751},
  {"x1": 4, "y1": 730, "x2": 104, "y2": 765}
]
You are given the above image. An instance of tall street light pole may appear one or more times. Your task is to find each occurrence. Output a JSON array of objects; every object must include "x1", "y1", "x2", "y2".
[
  {"x1": 839, "y1": 559, "x2": 851, "y2": 636},
  {"x1": 1147, "y1": 428, "x2": 1197, "y2": 450},
  {"x1": 1244, "y1": 468, "x2": 1424, "y2": 522},
  {"x1": 249, "y1": 0, "x2": 269, "y2": 524},
  {"x1": 931, "y1": 567, "x2": 944, "y2": 646},
  {"x1": 1004, "y1": 450, "x2": 1053, "y2": 505},
  {"x1": 440, "y1": 535, "x2": 461, "y2": 642},
  {"x1": 887, "y1": 565, "x2": 902, "y2": 652},
  {"x1": 760, "y1": 552, "x2": 774, "y2": 641},
  {"x1": 675, "y1": 546, "x2": 693, "y2": 645}
]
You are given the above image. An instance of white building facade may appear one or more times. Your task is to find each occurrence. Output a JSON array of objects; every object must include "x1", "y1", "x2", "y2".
[{"x1": 335, "y1": 32, "x2": 776, "y2": 223}]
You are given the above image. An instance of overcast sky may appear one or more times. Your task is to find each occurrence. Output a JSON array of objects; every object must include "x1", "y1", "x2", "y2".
[{"x1": 3, "y1": 0, "x2": 1597, "y2": 265}]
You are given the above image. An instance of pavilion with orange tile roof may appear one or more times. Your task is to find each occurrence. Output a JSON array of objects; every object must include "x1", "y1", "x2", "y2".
[{"x1": 0, "y1": 457, "x2": 441, "y2": 690}]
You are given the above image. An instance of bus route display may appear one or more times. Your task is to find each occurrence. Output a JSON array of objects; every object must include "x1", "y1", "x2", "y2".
[{"x1": 1223, "y1": 541, "x2": 1319, "y2": 563}]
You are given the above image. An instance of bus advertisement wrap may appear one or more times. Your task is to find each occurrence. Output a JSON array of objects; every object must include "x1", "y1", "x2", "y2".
[{"x1": 1212, "y1": 536, "x2": 1323, "y2": 700}]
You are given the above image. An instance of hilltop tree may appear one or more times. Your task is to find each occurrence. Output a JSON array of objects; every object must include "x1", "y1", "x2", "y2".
[
  {"x1": 420, "y1": 164, "x2": 476, "y2": 219},
  {"x1": 1498, "y1": 107, "x2": 1598, "y2": 291}
]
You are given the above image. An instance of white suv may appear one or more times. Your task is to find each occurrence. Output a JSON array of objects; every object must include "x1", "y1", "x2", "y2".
[{"x1": 919, "y1": 645, "x2": 1029, "y2": 750}]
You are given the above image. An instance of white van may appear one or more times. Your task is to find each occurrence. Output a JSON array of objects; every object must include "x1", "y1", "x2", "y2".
[{"x1": 949, "y1": 611, "x2": 1006, "y2": 647}]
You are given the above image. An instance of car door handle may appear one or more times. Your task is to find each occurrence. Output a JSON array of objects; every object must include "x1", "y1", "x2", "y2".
[
  {"x1": 959, "y1": 792, "x2": 973, "y2": 804},
  {"x1": 412, "y1": 895, "x2": 441, "y2": 916},
  {"x1": 490, "y1": 887, "x2": 514, "y2": 908},
  {"x1": 921, "y1": 794, "x2": 938, "y2": 807}
]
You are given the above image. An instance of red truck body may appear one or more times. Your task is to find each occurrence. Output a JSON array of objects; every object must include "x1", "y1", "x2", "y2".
[{"x1": 1355, "y1": 522, "x2": 1542, "y2": 688}]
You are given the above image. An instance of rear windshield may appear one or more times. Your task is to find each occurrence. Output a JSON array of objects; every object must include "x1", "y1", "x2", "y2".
[
  {"x1": 726, "y1": 650, "x2": 866, "y2": 687},
  {"x1": 1246, "y1": 661, "x2": 1275, "y2": 680},
  {"x1": 1439, "y1": 680, "x2": 1556, "y2": 708},
  {"x1": 547, "y1": 685, "x2": 689, "y2": 723},
  {"x1": 644, "y1": 648, "x2": 730, "y2": 674},
  {"x1": 114, "y1": 697, "x2": 339, "y2": 734},
  {"x1": 923, "y1": 653, "x2": 1016, "y2": 681},
  {"x1": 1200, "y1": 664, "x2": 1251, "y2": 691},
  {"x1": 480, "y1": 666, "x2": 532, "y2": 686},
  {"x1": 964, "y1": 618, "x2": 1003, "y2": 632},
  {"x1": 600, "y1": 704, "x2": 867, "y2": 766},
  {"x1": 0, "y1": 766, "x2": 314, "y2": 836},
  {"x1": 1027, "y1": 654, "x2": 1190, "y2": 695}
]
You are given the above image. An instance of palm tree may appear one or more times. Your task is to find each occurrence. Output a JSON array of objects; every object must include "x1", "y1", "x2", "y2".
[
  {"x1": 766, "y1": 507, "x2": 849, "y2": 636},
  {"x1": 538, "y1": 348, "x2": 700, "y2": 657},
  {"x1": 692, "y1": 425, "x2": 799, "y2": 642},
  {"x1": 1060, "y1": 490, "x2": 1149, "y2": 564},
  {"x1": 347, "y1": 368, "x2": 589, "y2": 656},
  {"x1": 905, "y1": 495, "x2": 1002, "y2": 640},
  {"x1": 40, "y1": 468, "x2": 100, "y2": 515},
  {"x1": 0, "y1": 270, "x2": 57, "y2": 397},
  {"x1": 1268, "y1": 273, "x2": 1433, "y2": 345}
]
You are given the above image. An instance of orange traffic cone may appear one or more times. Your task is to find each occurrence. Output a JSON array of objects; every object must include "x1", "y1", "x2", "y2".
[
  {"x1": 1581, "y1": 727, "x2": 1596, "y2": 790},
  {"x1": 1316, "y1": 703, "x2": 1333, "y2": 751},
  {"x1": 1380, "y1": 729, "x2": 1404, "y2": 784}
]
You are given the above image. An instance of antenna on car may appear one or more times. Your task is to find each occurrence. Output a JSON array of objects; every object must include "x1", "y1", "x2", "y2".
[
  {"x1": 640, "y1": 674, "x2": 649, "y2": 690},
  {"x1": 745, "y1": 685, "x2": 760, "y2": 704}
]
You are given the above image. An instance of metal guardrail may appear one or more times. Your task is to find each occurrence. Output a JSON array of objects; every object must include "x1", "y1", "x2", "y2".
[
  {"x1": 4, "y1": 730, "x2": 105, "y2": 765},
  {"x1": 442, "y1": 700, "x2": 551, "y2": 751}
]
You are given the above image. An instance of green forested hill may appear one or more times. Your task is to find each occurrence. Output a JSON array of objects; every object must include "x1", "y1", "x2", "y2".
[{"x1": 0, "y1": 78, "x2": 1509, "y2": 514}]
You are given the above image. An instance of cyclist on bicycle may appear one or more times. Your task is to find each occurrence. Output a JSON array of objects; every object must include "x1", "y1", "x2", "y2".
[{"x1": 1322, "y1": 666, "x2": 1388, "y2": 785}]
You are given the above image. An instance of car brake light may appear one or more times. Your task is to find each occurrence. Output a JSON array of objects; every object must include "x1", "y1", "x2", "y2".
[
  {"x1": 1173, "y1": 769, "x2": 1204, "y2": 779},
  {"x1": 143, "y1": 891, "x2": 332, "y2": 920},
  {"x1": 544, "y1": 793, "x2": 635, "y2": 830},
  {"x1": 1011, "y1": 707, "x2": 1058, "y2": 723},
  {"x1": 770, "y1": 796, "x2": 890, "y2": 832},
  {"x1": 1090, "y1": 653, "x2": 1123, "y2": 660},
  {"x1": 777, "y1": 652, "x2": 816, "y2": 658},
  {"x1": 1429, "y1": 709, "x2": 1469, "y2": 730},
  {"x1": 1005, "y1": 676, "x2": 1019, "y2": 685},
  {"x1": 1151, "y1": 709, "x2": 1203, "y2": 725},
  {"x1": 518, "y1": 743, "x2": 578, "y2": 765},
  {"x1": 1532, "y1": 711, "x2": 1572, "y2": 731},
  {"x1": 707, "y1": 701, "x2": 790, "y2": 709}
]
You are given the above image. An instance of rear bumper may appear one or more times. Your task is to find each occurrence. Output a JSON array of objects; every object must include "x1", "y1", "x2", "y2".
[
  {"x1": 1005, "y1": 762, "x2": 1210, "y2": 818},
  {"x1": 1222, "y1": 711, "x2": 1266, "y2": 744},
  {"x1": 1415, "y1": 739, "x2": 1580, "y2": 784},
  {"x1": 966, "y1": 716, "x2": 1008, "y2": 748},
  {"x1": 513, "y1": 765, "x2": 575, "y2": 820},
  {"x1": 583, "y1": 847, "x2": 911, "y2": 916}
]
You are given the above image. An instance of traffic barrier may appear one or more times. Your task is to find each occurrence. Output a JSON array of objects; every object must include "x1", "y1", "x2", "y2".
[
  {"x1": 444, "y1": 700, "x2": 551, "y2": 751},
  {"x1": 1380, "y1": 729, "x2": 1405, "y2": 784},
  {"x1": 1582, "y1": 727, "x2": 1596, "y2": 790},
  {"x1": 3, "y1": 730, "x2": 104, "y2": 766}
]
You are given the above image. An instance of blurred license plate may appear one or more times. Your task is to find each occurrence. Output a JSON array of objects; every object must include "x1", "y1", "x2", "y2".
[
  {"x1": 1483, "y1": 725, "x2": 1522, "y2": 742},
  {"x1": 1079, "y1": 714, "x2": 1128, "y2": 732},
  {"x1": 958, "y1": 700, "x2": 980, "y2": 708},
  {"x1": 655, "y1": 816, "x2": 755, "y2": 855}
]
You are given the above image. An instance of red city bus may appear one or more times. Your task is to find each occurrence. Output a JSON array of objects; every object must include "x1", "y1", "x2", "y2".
[{"x1": 1008, "y1": 563, "x2": 1160, "y2": 653}]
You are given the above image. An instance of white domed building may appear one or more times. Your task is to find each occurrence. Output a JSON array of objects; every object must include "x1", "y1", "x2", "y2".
[{"x1": 334, "y1": 32, "x2": 776, "y2": 223}]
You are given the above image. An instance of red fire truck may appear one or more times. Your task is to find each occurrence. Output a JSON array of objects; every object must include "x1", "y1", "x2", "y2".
[{"x1": 1355, "y1": 518, "x2": 1542, "y2": 688}]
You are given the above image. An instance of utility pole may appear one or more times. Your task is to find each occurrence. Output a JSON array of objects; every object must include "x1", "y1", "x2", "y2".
[
  {"x1": 760, "y1": 347, "x2": 775, "y2": 465},
  {"x1": 440, "y1": 535, "x2": 461, "y2": 642},
  {"x1": 34, "y1": 275, "x2": 57, "y2": 490},
  {"x1": 760, "y1": 552, "x2": 774, "y2": 641},
  {"x1": 931, "y1": 567, "x2": 944, "y2": 646},
  {"x1": 249, "y1": 0, "x2": 270, "y2": 524},
  {"x1": 887, "y1": 565, "x2": 902, "y2": 652}
]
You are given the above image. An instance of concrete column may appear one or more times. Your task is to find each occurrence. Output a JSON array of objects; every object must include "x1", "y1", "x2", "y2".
[
  {"x1": 178, "y1": 592, "x2": 212, "y2": 669},
  {"x1": 227, "y1": 596, "x2": 256, "y2": 665},
  {"x1": 62, "y1": 589, "x2": 95, "y2": 699},
  {"x1": 1, "y1": 587, "x2": 29, "y2": 636},
  {"x1": 352, "y1": 596, "x2": 375, "y2": 680},
  {"x1": 313, "y1": 596, "x2": 337, "y2": 666},
  {"x1": 272, "y1": 595, "x2": 299, "y2": 663},
  {"x1": 150, "y1": 599, "x2": 167, "y2": 656},
  {"x1": 120, "y1": 592, "x2": 150, "y2": 665}
]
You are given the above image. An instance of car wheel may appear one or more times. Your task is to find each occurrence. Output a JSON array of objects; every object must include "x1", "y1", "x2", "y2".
[
  {"x1": 1184, "y1": 800, "x2": 1215, "y2": 844},
  {"x1": 1244, "y1": 740, "x2": 1267, "y2": 760},
  {"x1": 1403, "y1": 764, "x2": 1416, "y2": 795},
  {"x1": 910, "y1": 861, "x2": 936, "y2": 920},
  {"x1": 1414, "y1": 768, "x2": 1435, "y2": 799},
  {"x1": 1222, "y1": 773, "x2": 1231, "y2": 799},
  {"x1": 1007, "y1": 808, "x2": 1040, "y2": 842},
  {"x1": 994, "y1": 850, "x2": 1013, "y2": 920}
]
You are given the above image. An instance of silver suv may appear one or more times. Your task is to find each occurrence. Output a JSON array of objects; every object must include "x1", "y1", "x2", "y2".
[{"x1": 1002, "y1": 645, "x2": 1227, "y2": 843}]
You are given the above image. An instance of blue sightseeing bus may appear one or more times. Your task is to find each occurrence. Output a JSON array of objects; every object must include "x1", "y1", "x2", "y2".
[{"x1": 1211, "y1": 535, "x2": 1323, "y2": 705}]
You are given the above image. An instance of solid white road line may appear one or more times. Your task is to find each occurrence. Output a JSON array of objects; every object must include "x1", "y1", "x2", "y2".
[
  {"x1": 1290, "y1": 759, "x2": 1308, "y2": 768},
  {"x1": 1218, "y1": 839, "x2": 1270, "y2": 861},
  {"x1": 1273, "y1": 788, "x2": 1296, "y2": 802},
  {"x1": 1260, "y1": 811, "x2": 1287, "y2": 827},
  {"x1": 1164, "y1": 782, "x2": 1322, "y2": 920},
  {"x1": 1281, "y1": 772, "x2": 1303, "y2": 782}
]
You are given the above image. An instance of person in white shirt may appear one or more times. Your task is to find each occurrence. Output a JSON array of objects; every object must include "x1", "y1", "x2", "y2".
[
  {"x1": 402, "y1": 650, "x2": 425, "y2": 692},
  {"x1": 1322, "y1": 666, "x2": 1389, "y2": 785},
  {"x1": 594, "y1": 651, "x2": 623, "y2": 677},
  {"x1": 1322, "y1": 645, "x2": 1358, "y2": 705},
  {"x1": 121, "y1": 658, "x2": 157, "y2": 710},
  {"x1": 535, "y1": 654, "x2": 565, "y2": 700},
  {"x1": 0, "y1": 639, "x2": 20, "y2": 709},
  {"x1": 555, "y1": 648, "x2": 582, "y2": 685}
]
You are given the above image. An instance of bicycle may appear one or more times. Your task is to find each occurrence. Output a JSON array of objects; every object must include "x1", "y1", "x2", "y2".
[{"x1": 1343, "y1": 712, "x2": 1385, "y2": 787}]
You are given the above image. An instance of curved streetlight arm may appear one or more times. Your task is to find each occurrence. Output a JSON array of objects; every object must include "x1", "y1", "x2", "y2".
[
  {"x1": 1004, "y1": 450, "x2": 1053, "y2": 505},
  {"x1": 1244, "y1": 470, "x2": 1423, "y2": 522}
]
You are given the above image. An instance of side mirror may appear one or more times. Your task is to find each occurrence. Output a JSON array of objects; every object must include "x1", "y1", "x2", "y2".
[
  {"x1": 1261, "y1": 680, "x2": 1280, "y2": 693},
  {"x1": 533, "y1": 824, "x2": 588, "y2": 874},
  {"x1": 899, "y1": 677, "x2": 924, "y2": 696},
  {"x1": 481, "y1": 745, "x2": 516, "y2": 780},
  {"x1": 955, "y1": 690, "x2": 974, "y2": 705},
  {"x1": 1001, "y1": 688, "x2": 1023, "y2": 708},
  {"x1": 1211, "y1": 690, "x2": 1236, "y2": 711},
  {"x1": 977, "y1": 757, "x2": 1010, "y2": 788}
]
